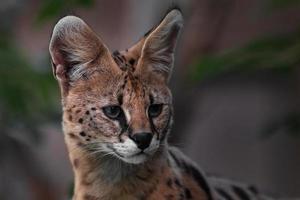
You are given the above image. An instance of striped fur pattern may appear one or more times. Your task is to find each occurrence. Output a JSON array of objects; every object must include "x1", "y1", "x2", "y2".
[{"x1": 49, "y1": 8, "x2": 289, "y2": 200}]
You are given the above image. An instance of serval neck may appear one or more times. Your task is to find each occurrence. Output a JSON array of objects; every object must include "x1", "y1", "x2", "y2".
[{"x1": 66, "y1": 141, "x2": 168, "y2": 199}]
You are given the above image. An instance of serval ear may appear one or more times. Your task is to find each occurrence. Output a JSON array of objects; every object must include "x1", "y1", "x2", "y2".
[
  {"x1": 135, "y1": 9, "x2": 183, "y2": 82},
  {"x1": 49, "y1": 16, "x2": 120, "y2": 95}
]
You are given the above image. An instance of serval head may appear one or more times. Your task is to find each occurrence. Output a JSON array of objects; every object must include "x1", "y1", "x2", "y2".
[{"x1": 49, "y1": 9, "x2": 183, "y2": 165}]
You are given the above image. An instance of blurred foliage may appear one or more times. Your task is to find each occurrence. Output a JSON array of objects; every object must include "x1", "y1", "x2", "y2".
[
  {"x1": 191, "y1": 31, "x2": 300, "y2": 137},
  {"x1": 268, "y1": 0, "x2": 300, "y2": 9},
  {"x1": 0, "y1": 0, "x2": 96, "y2": 144},
  {"x1": 37, "y1": 0, "x2": 95, "y2": 23},
  {"x1": 190, "y1": 31, "x2": 300, "y2": 81},
  {"x1": 0, "y1": 33, "x2": 58, "y2": 143},
  {"x1": 190, "y1": 9, "x2": 300, "y2": 137}
]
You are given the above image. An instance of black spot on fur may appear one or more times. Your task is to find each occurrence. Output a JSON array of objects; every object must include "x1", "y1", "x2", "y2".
[
  {"x1": 91, "y1": 107, "x2": 97, "y2": 111},
  {"x1": 129, "y1": 58, "x2": 135, "y2": 65},
  {"x1": 80, "y1": 131, "x2": 86, "y2": 137},
  {"x1": 216, "y1": 188, "x2": 233, "y2": 200},
  {"x1": 166, "y1": 178, "x2": 173, "y2": 187},
  {"x1": 85, "y1": 110, "x2": 90, "y2": 115},
  {"x1": 174, "y1": 178, "x2": 182, "y2": 188},
  {"x1": 232, "y1": 185, "x2": 251, "y2": 200},
  {"x1": 179, "y1": 192, "x2": 185, "y2": 200},
  {"x1": 184, "y1": 188, "x2": 192, "y2": 199},
  {"x1": 121, "y1": 84, "x2": 126, "y2": 90},
  {"x1": 68, "y1": 133, "x2": 76, "y2": 139},
  {"x1": 78, "y1": 118, "x2": 83, "y2": 123}
]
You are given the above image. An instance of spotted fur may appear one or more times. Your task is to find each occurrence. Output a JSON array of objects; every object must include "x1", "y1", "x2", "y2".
[{"x1": 49, "y1": 8, "x2": 291, "y2": 200}]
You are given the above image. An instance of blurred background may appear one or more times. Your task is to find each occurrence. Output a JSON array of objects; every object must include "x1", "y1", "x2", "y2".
[{"x1": 0, "y1": 0, "x2": 299, "y2": 199}]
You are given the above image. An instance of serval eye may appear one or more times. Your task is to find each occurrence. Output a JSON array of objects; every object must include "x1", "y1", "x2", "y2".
[
  {"x1": 103, "y1": 105, "x2": 122, "y2": 119},
  {"x1": 148, "y1": 104, "x2": 163, "y2": 118}
]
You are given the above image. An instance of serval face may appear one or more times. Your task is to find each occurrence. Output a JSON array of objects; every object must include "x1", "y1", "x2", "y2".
[
  {"x1": 62, "y1": 64, "x2": 173, "y2": 164},
  {"x1": 49, "y1": 10, "x2": 183, "y2": 164}
]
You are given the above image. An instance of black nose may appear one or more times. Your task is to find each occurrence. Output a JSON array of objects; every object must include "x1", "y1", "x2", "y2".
[{"x1": 130, "y1": 132, "x2": 153, "y2": 150}]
